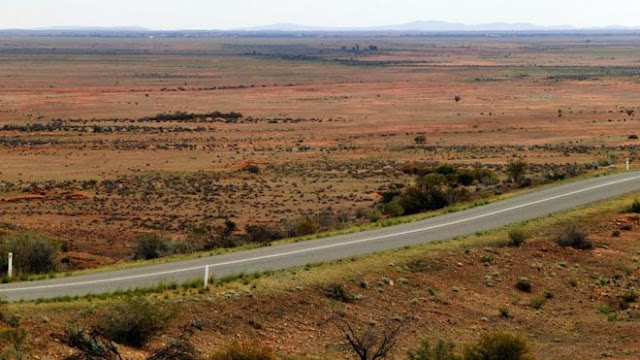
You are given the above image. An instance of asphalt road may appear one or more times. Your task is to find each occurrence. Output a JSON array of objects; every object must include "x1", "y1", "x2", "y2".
[{"x1": 3, "y1": 171, "x2": 640, "y2": 302}]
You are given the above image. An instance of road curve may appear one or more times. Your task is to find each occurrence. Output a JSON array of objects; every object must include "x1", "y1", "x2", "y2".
[{"x1": 3, "y1": 171, "x2": 640, "y2": 302}]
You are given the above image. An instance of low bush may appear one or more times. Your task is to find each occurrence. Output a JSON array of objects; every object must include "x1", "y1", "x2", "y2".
[
  {"x1": 208, "y1": 341, "x2": 277, "y2": 360},
  {"x1": 631, "y1": 200, "x2": 640, "y2": 213},
  {"x1": 408, "y1": 339, "x2": 461, "y2": 360},
  {"x1": 508, "y1": 229, "x2": 528, "y2": 247},
  {"x1": 294, "y1": 218, "x2": 319, "y2": 236},
  {"x1": 530, "y1": 296, "x2": 547, "y2": 310},
  {"x1": 245, "y1": 224, "x2": 283, "y2": 244},
  {"x1": 97, "y1": 297, "x2": 176, "y2": 348},
  {"x1": 0, "y1": 231, "x2": 59, "y2": 275},
  {"x1": 556, "y1": 223, "x2": 592, "y2": 250},
  {"x1": 0, "y1": 327, "x2": 31, "y2": 359},
  {"x1": 499, "y1": 307, "x2": 513, "y2": 319},
  {"x1": 132, "y1": 233, "x2": 171, "y2": 260},
  {"x1": 463, "y1": 332, "x2": 534, "y2": 360},
  {"x1": 515, "y1": 278, "x2": 532, "y2": 293},
  {"x1": 324, "y1": 283, "x2": 352, "y2": 303}
]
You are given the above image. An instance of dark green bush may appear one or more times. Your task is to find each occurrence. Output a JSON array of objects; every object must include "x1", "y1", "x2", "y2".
[
  {"x1": 630, "y1": 199, "x2": 640, "y2": 213},
  {"x1": 0, "y1": 231, "x2": 59, "y2": 275},
  {"x1": 245, "y1": 224, "x2": 283, "y2": 244},
  {"x1": 508, "y1": 229, "x2": 528, "y2": 247},
  {"x1": 400, "y1": 173, "x2": 450, "y2": 214},
  {"x1": 515, "y1": 278, "x2": 532, "y2": 293},
  {"x1": 464, "y1": 332, "x2": 534, "y2": 360},
  {"x1": 295, "y1": 218, "x2": 319, "y2": 236},
  {"x1": 380, "y1": 200, "x2": 405, "y2": 217},
  {"x1": 556, "y1": 224, "x2": 592, "y2": 250},
  {"x1": 97, "y1": 297, "x2": 176, "y2": 348},
  {"x1": 324, "y1": 283, "x2": 351, "y2": 303},
  {"x1": 132, "y1": 233, "x2": 170, "y2": 260},
  {"x1": 245, "y1": 165, "x2": 260, "y2": 174}
]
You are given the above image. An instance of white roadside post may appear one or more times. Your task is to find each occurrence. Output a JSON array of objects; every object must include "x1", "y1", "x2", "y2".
[
  {"x1": 203, "y1": 265, "x2": 210, "y2": 289},
  {"x1": 7, "y1": 252, "x2": 13, "y2": 279},
  {"x1": 627, "y1": 158, "x2": 630, "y2": 171}
]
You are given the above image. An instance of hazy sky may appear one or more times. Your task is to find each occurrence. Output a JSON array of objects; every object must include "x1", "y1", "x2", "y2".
[{"x1": 2, "y1": 0, "x2": 639, "y2": 30}]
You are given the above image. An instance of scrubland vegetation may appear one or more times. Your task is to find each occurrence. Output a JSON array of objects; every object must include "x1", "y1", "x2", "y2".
[{"x1": 2, "y1": 32, "x2": 640, "y2": 358}]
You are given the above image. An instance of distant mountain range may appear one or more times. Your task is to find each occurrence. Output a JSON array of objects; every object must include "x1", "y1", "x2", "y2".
[
  {"x1": 238, "y1": 20, "x2": 638, "y2": 32},
  {"x1": 4, "y1": 21, "x2": 639, "y2": 33},
  {"x1": 35, "y1": 26, "x2": 149, "y2": 31}
]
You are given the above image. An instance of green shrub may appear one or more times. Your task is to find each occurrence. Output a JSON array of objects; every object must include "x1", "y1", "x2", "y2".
[
  {"x1": 324, "y1": 283, "x2": 351, "y2": 303},
  {"x1": 366, "y1": 209, "x2": 384, "y2": 222},
  {"x1": 245, "y1": 224, "x2": 283, "y2": 244},
  {"x1": 515, "y1": 278, "x2": 532, "y2": 293},
  {"x1": 245, "y1": 165, "x2": 260, "y2": 174},
  {"x1": 0, "y1": 327, "x2": 31, "y2": 358},
  {"x1": 464, "y1": 332, "x2": 534, "y2": 360},
  {"x1": 556, "y1": 224, "x2": 592, "y2": 250},
  {"x1": 97, "y1": 297, "x2": 176, "y2": 348},
  {"x1": 507, "y1": 158, "x2": 528, "y2": 184},
  {"x1": 508, "y1": 229, "x2": 528, "y2": 247},
  {"x1": 621, "y1": 291, "x2": 638, "y2": 303},
  {"x1": 499, "y1": 307, "x2": 513, "y2": 318},
  {"x1": 631, "y1": 200, "x2": 640, "y2": 213},
  {"x1": 408, "y1": 339, "x2": 461, "y2": 360},
  {"x1": 132, "y1": 233, "x2": 170, "y2": 260},
  {"x1": 380, "y1": 200, "x2": 405, "y2": 217},
  {"x1": 0, "y1": 231, "x2": 59, "y2": 275},
  {"x1": 208, "y1": 341, "x2": 277, "y2": 360},
  {"x1": 530, "y1": 296, "x2": 547, "y2": 310},
  {"x1": 295, "y1": 218, "x2": 319, "y2": 236}
]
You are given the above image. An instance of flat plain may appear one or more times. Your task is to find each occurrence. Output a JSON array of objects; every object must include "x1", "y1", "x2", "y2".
[
  {"x1": 2, "y1": 33, "x2": 640, "y2": 266},
  {"x1": 1, "y1": 32, "x2": 640, "y2": 359}
]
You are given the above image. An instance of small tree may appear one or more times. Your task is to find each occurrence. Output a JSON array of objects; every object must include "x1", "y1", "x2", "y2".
[
  {"x1": 507, "y1": 158, "x2": 528, "y2": 184},
  {"x1": 454, "y1": 96, "x2": 461, "y2": 103},
  {"x1": 414, "y1": 135, "x2": 426, "y2": 145}
]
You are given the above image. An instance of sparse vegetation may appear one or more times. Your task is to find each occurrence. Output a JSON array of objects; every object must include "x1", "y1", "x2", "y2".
[
  {"x1": 463, "y1": 332, "x2": 534, "y2": 360},
  {"x1": 556, "y1": 223, "x2": 592, "y2": 250},
  {"x1": 515, "y1": 278, "x2": 532, "y2": 293},
  {"x1": 0, "y1": 231, "x2": 59, "y2": 275},
  {"x1": 508, "y1": 229, "x2": 528, "y2": 247},
  {"x1": 97, "y1": 297, "x2": 177, "y2": 348},
  {"x1": 336, "y1": 318, "x2": 404, "y2": 360},
  {"x1": 408, "y1": 339, "x2": 461, "y2": 360},
  {"x1": 208, "y1": 341, "x2": 277, "y2": 360}
]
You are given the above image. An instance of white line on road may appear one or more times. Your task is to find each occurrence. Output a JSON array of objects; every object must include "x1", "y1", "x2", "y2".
[{"x1": 3, "y1": 173, "x2": 640, "y2": 294}]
